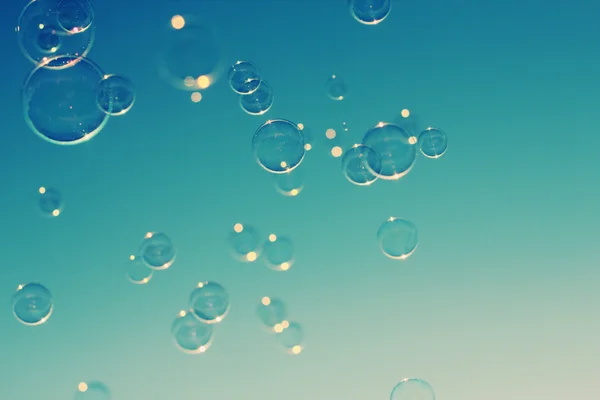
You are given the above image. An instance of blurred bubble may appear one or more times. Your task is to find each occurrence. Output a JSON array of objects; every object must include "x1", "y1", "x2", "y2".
[
  {"x1": 274, "y1": 168, "x2": 304, "y2": 197},
  {"x1": 362, "y1": 122, "x2": 416, "y2": 180},
  {"x1": 126, "y1": 255, "x2": 153, "y2": 285},
  {"x1": 158, "y1": 14, "x2": 222, "y2": 91},
  {"x1": 189, "y1": 281, "x2": 230, "y2": 324},
  {"x1": 341, "y1": 144, "x2": 381, "y2": 186},
  {"x1": 12, "y1": 283, "x2": 53, "y2": 326},
  {"x1": 22, "y1": 55, "x2": 109, "y2": 145},
  {"x1": 74, "y1": 381, "x2": 111, "y2": 400},
  {"x1": 228, "y1": 223, "x2": 261, "y2": 262},
  {"x1": 228, "y1": 61, "x2": 261, "y2": 95},
  {"x1": 263, "y1": 234, "x2": 294, "y2": 271},
  {"x1": 377, "y1": 217, "x2": 418, "y2": 260},
  {"x1": 171, "y1": 310, "x2": 214, "y2": 354},
  {"x1": 57, "y1": 0, "x2": 94, "y2": 33},
  {"x1": 240, "y1": 80, "x2": 274, "y2": 115},
  {"x1": 276, "y1": 321, "x2": 304, "y2": 354},
  {"x1": 348, "y1": 0, "x2": 392, "y2": 25},
  {"x1": 325, "y1": 75, "x2": 347, "y2": 100},
  {"x1": 393, "y1": 108, "x2": 423, "y2": 137},
  {"x1": 252, "y1": 119, "x2": 305, "y2": 174},
  {"x1": 17, "y1": 0, "x2": 95, "y2": 68},
  {"x1": 139, "y1": 232, "x2": 176, "y2": 270},
  {"x1": 38, "y1": 186, "x2": 63, "y2": 217},
  {"x1": 390, "y1": 378, "x2": 435, "y2": 400},
  {"x1": 256, "y1": 297, "x2": 287, "y2": 331},
  {"x1": 418, "y1": 128, "x2": 448, "y2": 159},
  {"x1": 96, "y1": 74, "x2": 135, "y2": 116}
]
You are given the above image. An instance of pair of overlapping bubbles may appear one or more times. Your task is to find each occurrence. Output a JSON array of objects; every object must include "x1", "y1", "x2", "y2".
[
  {"x1": 256, "y1": 297, "x2": 305, "y2": 355},
  {"x1": 228, "y1": 61, "x2": 274, "y2": 116},
  {"x1": 126, "y1": 232, "x2": 176, "y2": 284},
  {"x1": 228, "y1": 224, "x2": 295, "y2": 271}
]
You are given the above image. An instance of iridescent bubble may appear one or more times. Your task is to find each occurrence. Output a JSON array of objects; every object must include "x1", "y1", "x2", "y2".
[
  {"x1": 341, "y1": 144, "x2": 381, "y2": 186},
  {"x1": 390, "y1": 378, "x2": 435, "y2": 400},
  {"x1": 74, "y1": 381, "x2": 111, "y2": 400},
  {"x1": 348, "y1": 0, "x2": 392, "y2": 25},
  {"x1": 256, "y1": 297, "x2": 287, "y2": 331},
  {"x1": 228, "y1": 223, "x2": 261, "y2": 262},
  {"x1": 274, "y1": 168, "x2": 304, "y2": 197},
  {"x1": 263, "y1": 234, "x2": 294, "y2": 271},
  {"x1": 12, "y1": 283, "x2": 53, "y2": 326},
  {"x1": 22, "y1": 55, "x2": 109, "y2": 145},
  {"x1": 17, "y1": 0, "x2": 95, "y2": 68},
  {"x1": 252, "y1": 119, "x2": 305, "y2": 174},
  {"x1": 276, "y1": 321, "x2": 304, "y2": 354},
  {"x1": 171, "y1": 310, "x2": 214, "y2": 354},
  {"x1": 240, "y1": 80, "x2": 274, "y2": 115},
  {"x1": 228, "y1": 61, "x2": 260, "y2": 95},
  {"x1": 126, "y1": 255, "x2": 153, "y2": 285},
  {"x1": 325, "y1": 75, "x2": 347, "y2": 100},
  {"x1": 418, "y1": 127, "x2": 448, "y2": 159},
  {"x1": 96, "y1": 74, "x2": 135, "y2": 116},
  {"x1": 38, "y1": 186, "x2": 63, "y2": 217},
  {"x1": 189, "y1": 281, "x2": 230, "y2": 324},
  {"x1": 139, "y1": 232, "x2": 176, "y2": 270},
  {"x1": 57, "y1": 0, "x2": 94, "y2": 33},
  {"x1": 362, "y1": 122, "x2": 417, "y2": 180},
  {"x1": 377, "y1": 217, "x2": 418, "y2": 260}
]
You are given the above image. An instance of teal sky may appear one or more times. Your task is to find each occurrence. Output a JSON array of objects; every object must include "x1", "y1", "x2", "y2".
[{"x1": 0, "y1": 0, "x2": 599, "y2": 399}]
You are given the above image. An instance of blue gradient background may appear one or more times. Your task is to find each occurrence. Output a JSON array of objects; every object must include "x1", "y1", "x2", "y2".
[{"x1": 0, "y1": 0, "x2": 599, "y2": 399}]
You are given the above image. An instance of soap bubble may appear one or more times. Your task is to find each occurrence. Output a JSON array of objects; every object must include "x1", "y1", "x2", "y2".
[
  {"x1": 341, "y1": 144, "x2": 381, "y2": 186},
  {"x1": 228, "y1": 61, "x2": 261, "y2": 95},
  {"x1": 228, "y1": 223, "x2": 261, "y2": 262},
  {"x1": 418, "y1": 127, "x2": 448, "y2": 159},
  {"x1": 171, "y1": 310, "x2": 214, "y2": 354},
  {"x1": 126, "y1": 255, "x2": 153, "y2": 285},
  {"x1": 274, "y1": 168, "x2": 305, "y2": 197},
  {"x1": 276, "y1": 321, "x2": 304, "y2": 354},
  {"x1": 74, "y1": 381, "x2": 110, "y2": 400},
  {"x1": 22, "y1": 55, "x2": 109, "y2": 145},
  {"x1": 96, "y1": 74, "x2": 135, "y2": 116},
  {"x1": 57, "y1": 0, "x2": 95, "y2": 33},
  {"x1": 362, "y1": 122, "x2": 416, "y2": 180},
  {"x1": 240, "y1": 80, "x2": 274, "y2": 115},
  {"x1": 325, "y1": 75, "x2": 347, "y2": 100},
  {"x1": 12, "y1": 283, "x2": 53, "y2": 326},
  {"x1": 252, "y1": 119, "x2": 305, "y2": 174},
  {"x1": 390, "y1": 378, "x2": 435, "y2": 400},
  {"x1": 348, "y1": 0, "x2": 392, "y2": 25},
  {"x1": 256, "y1": 297, "x2": 287, "y2": 331},
  {"x1": 38, "y1": 186, "x2": 63, "y2": 217},
  {"x1": 377, "y1": 217, "x2": 418, "y2": 260},
  {"x1": 189, "y1": 281, "x2": 230, "y2": 324},
  {"x1": 263, "y1": 234, "x2": 294, "y2": 271},
  {"x1": 139, "y1": 232, "x2": 176, "y2": 270}
]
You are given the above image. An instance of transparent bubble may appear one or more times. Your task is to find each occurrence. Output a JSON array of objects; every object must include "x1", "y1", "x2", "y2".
[
  {"x1": 38, "y1": 187, "x2": 63, "y2": 217},
  {"x1": 263, "y1": 234, "x2": 294, "y2": 271},
  {"x1": 189, "y1": 281, "x2": 230, "y2": 324},
  {"x1": 139, "y1": 232, "x2": 176, "y2": 270},
  {"x1": 17, "y1": 0, "x2": 95, "y2": 68},
  {"x1": 74, "y1": 381, "x2": 111, "y2": 400},
  {"x1": 23, "y1": 55, "x2": 109, "y2": 145},
  {"x1": 228, "y1": 61, "x2": 260, "y2": 95},
  {"x1": 95, "y1": 74, "x2": 135, "y2": 116},
  {"x1": 276, "y1": 321, "x2": 304, "y2": 354},
  {"x1": 252, "y1": 119, "x2": 305, "y2": 174},
  {"x1": 390, "y1": 378, "x2": 435, "y2": 400},
  {"x1": 12, "y1": 283, "x2": 53, "y2": 326},
  {"x1": 342, "y1": 144, "x2": 381, "y2": 186},
  {"x1": 274, "y1": 168, "x2": 304, "y2": 197},
  {"x1": 325, "y1": 75, "x2": 347, "y2": 100},
  {"x1": 362, "y1": 122, "x2": 417, "y2": 180},
  {"x1": 348, "y1": 0, "x2": 392, "y2": 25},
  {"x1": 240, "y1": 80, "x2": 274, "y2": 115},
  {"x1": 228, "y1": 223, "x2": 261, "y2": 262},
  {"x1": 57, "y1": 0, "x2": 94, "y2": 33},
  {"x1": 378, "y1": 217, "x2": 418, "y2": 260},
  {"x1": 171, "y1": 310, "x2": 214, "y2": 354},
  {"x1": 418, "y1": 127, "x2": 448, "y2": 159},
  {"x1": 158, "y1": 14, "x2": 222, "y2": 91},
  {"x1": 256, "y1": 297, "x2": 287, "y2": 331},
  {"x1": 126, "y1": 255, "x2": 153, "y2": 285}
]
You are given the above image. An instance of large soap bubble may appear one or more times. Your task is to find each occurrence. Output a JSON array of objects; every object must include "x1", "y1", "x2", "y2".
[
  {"x1": 56, "y1": 0, "x2": 95, "y2": 33},
  {"x1": 252, "y1": 119, "x2": 305, "y2": 174},
  {"x1": 256, "y1": 297, "x2": 287, "y2": 332},
  {"x1": 138, "y1": 232, "x2": 176, "y2": 270},
  {"x1": 12, "y1": 283, "x2": 54, "y2": 326},
  {"x1": 362, "y1": 122, "x2": 416, "y2": 180}
]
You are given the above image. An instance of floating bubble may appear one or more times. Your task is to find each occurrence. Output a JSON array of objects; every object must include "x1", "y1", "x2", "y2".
[
  {"x1": 274, "y1": 168, "x2": 304, "y2": 197},
  {"x1": 377, "y1": 217, "x2": 418, "y2": 260},
  {"x1": 22, "y1": 55, "x2": 109, "y2": 145},
  {"x1": 228, "y1": 61, "x2": 261, "y2": 95},
  {"x1": 348, "y1": 0, "x2": 392, "y2": 25},
  {"x1": 189, "y1": 281, "x2": 230, "y2": 324},
  {"x1": 228, "y1": 223, "x2": 261, "y2": 262},
  {"x1": 240, "y1": 80, "x2": 274, "y2": 115},
  {"x1": 418, "y1": 128, "x2": 448, "y2": 159},
  {"x1": 38, "y1": 186, "x2": 63, "y2": 217},
  {"x1": 252, "y1": 119, "x2": 305, "y2": 174},
  {"x1": 325, "y1": 75, "x2": 347, "y2": 100},
  {"x1": 57, "y1": 0, "x2": 94, "y2": 33},
  {"x1": 95, "y1": 74, "x2": 135, "y2": 116},
  {"x1": 17, "y1": 0, "x2": 95, "y2": 68},
  {"x1": 12, "y1": 283, "x2": 53, "y2": 326},
  {"x1": 74, "y1": 381, "x2": 111, "y2": 400},
  {"x1": 390, "y1": 378, "x2": 435, "y2": 400},
  {"x1": 256, "y1": 297, "x2": 287, "y2": 331},
  {"x1": 139, "y1": 232, "x2": 176, "y2": 270},
  {"x1": 171, "y1": 310, "x2": 214, "y2": 354},
  {"x1": 126, "y1": 255, "x2": 153, "y2": 285},
  {"x1": 276, "y1": 321, "x2": 304, "y2": 354},
  {"x1": 263, "y1": 234, "x2": 294, "y2": 271},
  {"x1": 341, "y1": 144, "x2": 381, "y2": 186},
  {"x1": 362, "y1": 122, "x2": 416, "y2": 180}
]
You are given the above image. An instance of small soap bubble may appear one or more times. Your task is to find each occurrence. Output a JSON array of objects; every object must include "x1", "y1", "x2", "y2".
[
  {"x1": 57, "y1": 0, "x2": 95, "y2": 33},
  {"x1": 390, "y1": 378, "x2": 435, "y2": 400},
  {"x1": 325, "y1": 75, "x2": 347, "y2": 100},
  {"x1": 418, "y1": 127, "x2": 448, "y2": 159},
  {"x1": 377, "y1": 217, "x2": 418, "y2": 260},
  {"x1": 126, "y1": 255, "x2": 153, "y2": 285},
  {"x1": 139, "y1": 232, "x2": 176, "y2": 270},
  {"x1": 252, "y1": 119, "x2": 305, "y2": 174},
  {"x1": 171, "y1": 310, "x2": 214, "y2": 354},
  {"x1": 228, "y1": 223, "x2": 261, "y2": 262},
  {"x1": 256, "y1": 297, "x2": 287, "y2": 331},
  {"x1": 12, "y1": 283, "x2": 53, "y2": 326},
  {"x1": 74, "y1": 381, "x2": 111, "y2": 400},
  {"x1": 263, "y1": 234, "x2": 294, "y2": 271},
  {"x1": 38, "y1": 187, "x2": 63, "y2": 217},
  {"x1": 228, "y1": 61, "x2": 261, "y2": 95},
  {"x1": 274, "y1": 168, "x2": 304, "y2": 197},
  {"x1": 189, "y1": 281, "x2": 230, "y2": 324},
  {"x1": 276, "y1": 321, "x2": 304, "y2": 354},
  {"x1": 96, "y1": 74, "x2": 135, "y2": 116},
  {"x1": 240, "y1": 80, "x2": 274, "y2": 115},
  {"x1": 348, "y1": 0, "x2": 392, "y2": 25},
  {"x1": 362, "y1": 122, "x2": 416, "y2": 180},
  {"x1": 341, "y1": 144, "x2": 381, "y2": 186}
]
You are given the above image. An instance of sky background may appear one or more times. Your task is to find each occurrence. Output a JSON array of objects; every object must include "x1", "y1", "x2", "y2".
[{"x1": 0, "y1": 0, "x2": 599, "y2": 399}]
